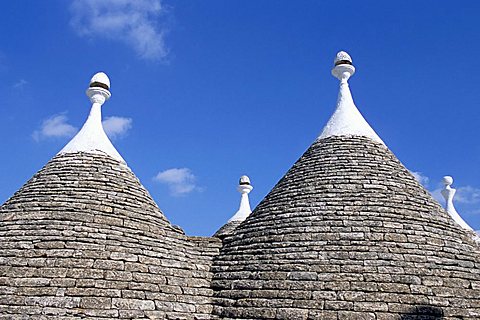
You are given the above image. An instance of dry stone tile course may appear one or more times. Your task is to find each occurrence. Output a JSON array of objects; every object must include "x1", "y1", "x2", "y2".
[
  {"x1": 0, "y1": 152, "x2": 221, "y2": 319},
  {"x1": 211, "y1": 136, "x2": 480, "y2": 319}
]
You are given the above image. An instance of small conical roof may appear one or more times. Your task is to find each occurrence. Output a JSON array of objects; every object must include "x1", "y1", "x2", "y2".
[
  {"x1": 212, "y1": 52, "x2": 480, "y2": 319},
  {"x1": 3, "y1": 72, "x2": 169, "y2": 226},
  {"x1": 214, "y1": 175, "x2": 254, "y2": 239}
]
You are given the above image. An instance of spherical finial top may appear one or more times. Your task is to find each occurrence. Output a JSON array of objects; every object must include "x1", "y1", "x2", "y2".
[
  {"x1": 86, "y1": 72, "x2": 111, "y2": 104},
  {"x1": 334, "y1": 51, "x2": 352, "y2": 66},
  {"x1": 443, "y1": 176, "x2": 454, "y2": 186},
  {"x1": 89, "y1": 72, "x2": 110, "y2": 91},
  {"x1": 332, "y1": 51, "x2": 355, "y2": 82},
  {"x1": 239, "y1": 175, "x2": 251, "y2": 186}
]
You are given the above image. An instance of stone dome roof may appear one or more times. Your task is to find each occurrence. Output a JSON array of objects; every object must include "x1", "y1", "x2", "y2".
[{"x1": 211, "y1": 136, "x2": 480, "y2": 319}]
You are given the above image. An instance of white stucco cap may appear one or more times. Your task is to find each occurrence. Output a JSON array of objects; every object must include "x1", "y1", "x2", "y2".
[
  {"x1": 228, "y1": 175, "x2": 254, "y2": 223},
  {"x1": 58, "y1": 72, "x2": 126, "y2": 164},
  {"x1": 441, "y1": 176, "x2": 473, "y2": 231},
  {"x1": 90, "y1": 72, "x2": 110, "y2": 90},
  {"x1": 334, "y1": 51, "x2": 352, "y2": 65},
  {"x1": 318, "y1": 51, "x2": 384, "y2": 145},
  {"x1": 239, "y1": 175, "x2": 251, "y2": 185}
]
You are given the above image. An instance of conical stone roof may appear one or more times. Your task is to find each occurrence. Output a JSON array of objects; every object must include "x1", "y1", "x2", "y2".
[
  {"x1": 0, "y1": 74, "x2": 221, "y2": 319},
  {"x1": 2, "y1": 152, "x2": 172, "y2": 230},
  {"x1": 212, "y1": 136, "x2": 480, "y2": 319},
  {"x1": 1, "y1": 56, "x2": 479, "y2": 320},
  {"x1": 211, "y1": 54, "x2": 480, "y2": 319}
]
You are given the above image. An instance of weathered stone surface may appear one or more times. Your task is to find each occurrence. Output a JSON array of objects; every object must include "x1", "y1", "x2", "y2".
[
  {"x1": 1, "y1": 137, "x2": 480, "y2": 319},
  {"x1": 80, "y1": 297, "x2": 112, "y2": 309},
  {"x1": 0, "y1": 153, "x2": 221, "y2": 319},
  {"x1": 211, "y1": 136, "x2": 480, "y2": 319}
]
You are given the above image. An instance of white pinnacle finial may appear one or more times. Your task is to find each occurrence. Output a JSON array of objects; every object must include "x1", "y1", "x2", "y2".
[
  {"x1": 332, "y1": 51, "x2": 355, "y2": 83},
  {"x1": 318, "y1": 51, "x2": 384, "y2": 144},
  {"x1": 228, "y1": 175, "x2": 253, "y2": 223},
  {"x1": 58, "y1": 72, "x2": 126, "y2": 164},
  {"x1": 441, "y1": 176, "x2": 473, "y2": 231}
]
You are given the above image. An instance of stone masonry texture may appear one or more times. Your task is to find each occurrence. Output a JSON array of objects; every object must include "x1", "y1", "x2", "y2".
[
  {"x1": 1, "y1": 136, "x2": 480, "y2": 319},
  {"x1": 211, "y1": 136, "x2": 480, "y2": 320},
  {"x1": 0, "y1": 152, "x2": 221, "y2": 319}
]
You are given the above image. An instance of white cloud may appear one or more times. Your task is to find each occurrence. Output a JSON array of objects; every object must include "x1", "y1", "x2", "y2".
[
  {"x1": 102, "y1": 116, "x2": 132, "y2": 139},
  {"x1": 70, "y1": 0, "x2": 168, "y2": 61},
  {"x1": 410, "y1": 171, "x2": 429, "y2": 187},
  {"x1": 430, "y1": 188, "x2": 444, "y2": 204},
  {"x1": 454, "y1": 186, "x2": 480, "y2": 204},
  {"x1": 33, "y1": 113, "x2": 132, "y2": 142},
  {"x1": 409, "y1": 171, "x2": 443, "y2": 203},
  {"x1": 154, "y1": 168, "x2": 198, "y2": 196},
  {"x1": 430, "y1": 185, "x2": 480, "y2": 206},
  {"x1": 32, "y1": 114, "x2": 78, "y2": 142},
  {"x1": 407, "y1": 170, "x2": 480, "y2": 222}
]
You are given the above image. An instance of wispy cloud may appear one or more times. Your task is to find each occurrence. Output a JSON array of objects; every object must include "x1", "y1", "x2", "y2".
[
  {"x1": 102, "y1": 116, "x2": 132, "y2": 139},
  {"x1": 33, "y1": 113, "x2": 132, "y2": 142},
  {"x1": 70, "y1": 0, "x2": 169, "y2": 61},
  {"x1": 412, "y1": 170, "x2": 480, "y2": 218},
  {"x1": 430, "y1": 185, "x2": 480, "y2": 206},
  {"x1": 452, "y1": 186, "x2": 480, "y2": 204},
  {"x1": 410, "y1": 171, "x2": 430, "y2": 187},
  {"x1": 410, "y1": 170, "x2": 443, "y2": 203},
  {"x1": 153, "y1": 168, "x2": 198, "y2": 196},
  {"x1": 32, "y1": 114, "x2": 78, "y2": 142},
  {"x1": 430, "y1": 188, "x2": 444, "y2": 204}
]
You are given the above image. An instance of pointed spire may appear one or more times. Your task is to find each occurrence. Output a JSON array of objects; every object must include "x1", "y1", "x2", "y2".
[
  {"x1": 228, "y1": 175, "x2": 253, "y2": 223},
  {"x1": 58, "y1": 72, "x2": 125, "y2": 164},
  {"x1": 318, "y1": 51, "x2": 384, "y2": 144},
  {"x1": 441, "y1": 176, "x2": 473, "y2": 231}
]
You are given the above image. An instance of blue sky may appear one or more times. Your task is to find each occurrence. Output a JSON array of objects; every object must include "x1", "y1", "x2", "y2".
[{"x1": 0, "y1": 1, "x2": 479, "y2": 236}]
